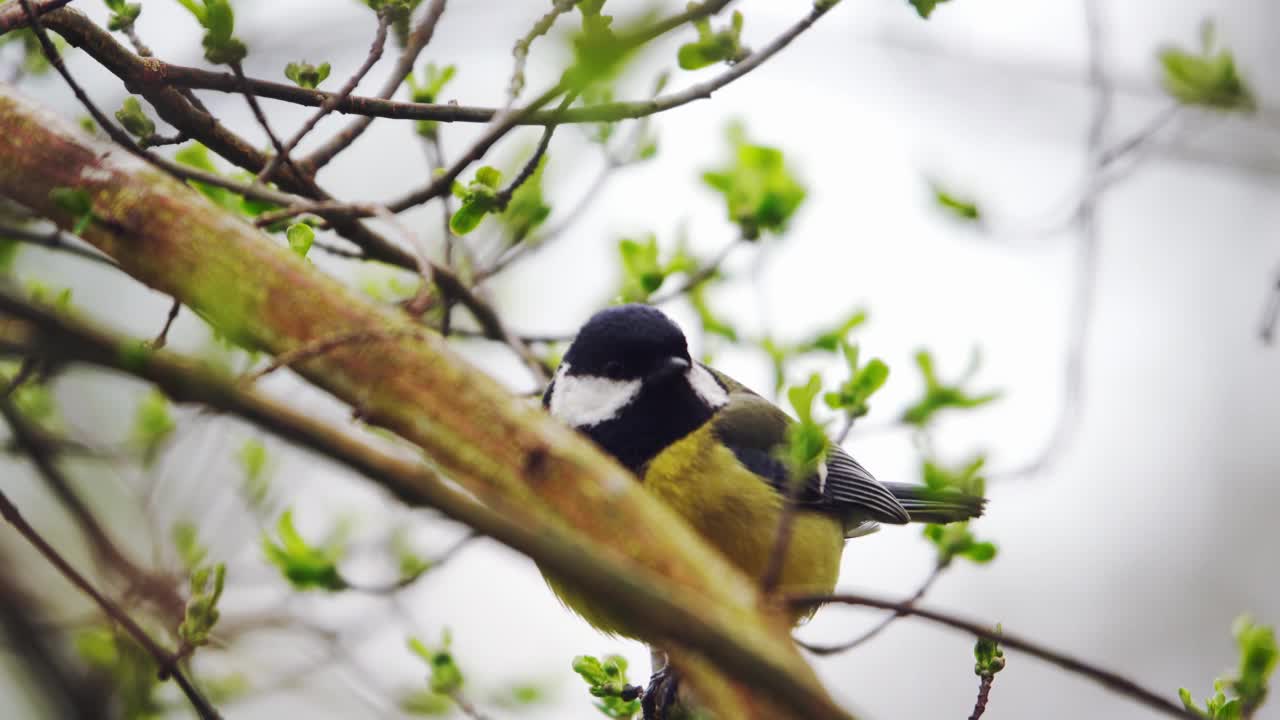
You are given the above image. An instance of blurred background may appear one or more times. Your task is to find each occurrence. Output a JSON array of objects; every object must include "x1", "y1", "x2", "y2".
[{"x1": 2, "y1": 1, "x2": 1279, "y2": 718}]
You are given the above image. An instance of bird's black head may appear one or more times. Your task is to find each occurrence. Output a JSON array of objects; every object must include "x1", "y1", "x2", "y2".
[
  {"x1": 544, "y1": 304, "x2": 728, "y2": 471},
  {"x1": 560, "y1": 304, "x2": 692, "y2": 381}
]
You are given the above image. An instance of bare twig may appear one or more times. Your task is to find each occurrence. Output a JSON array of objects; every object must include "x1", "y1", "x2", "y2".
[
  {"x1": 0, "y1": 0, "x2": 70, "y2": 31},
  {"x1": 0, "y1": 441, "x2": 222, "y2": 719},
  {"x1": 796, "y1": 562, "x2": 946, "y2": 655},
  {"x1": 242, "y1": 329, "x2": 427, "y2": 384},
  {"x1": 969, "y1": 673, "x2": 995, "y2": 720},
  {"x1": 0, "y1": 396, "x2": 186, "y2": 619},
  {"x1": 342, "y1": 531, "x2": 476, "y2": 594},
  {"x1": 258, "y1": 10, "x2": 392, "y2": 183},
  {"x1": 1260, "y1": 263, "x2": 1280, "y2": 344},
  {"x1": 304, "y1": 0, "x2": 449, "y2": 172},
  {"x1": 506, "y1": 0, "x2": 578, "y2": 107},
  {"x1": 150, "y1": 298, "x2": 181, "y2": 350},
  {"x1": 0, "y1": 221, "x2": 118, "y2": 266},
  {"x1": 230, "y1": 61, "x2": 306, "y2": 185},
  {"x1": 789, "y1": 591, "x2": 1195, "y2": 720},
  {"x1": 650, "y1": 237, "x2": 742, "y2": 305},
  {"x1": 494, "y1": 90, "x2": 578, "y2": 211}
]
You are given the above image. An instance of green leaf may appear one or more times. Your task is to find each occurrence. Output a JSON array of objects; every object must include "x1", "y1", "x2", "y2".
[
  {"x1": 702, "y1": 123, "x2": 807, "y2": 240},
  {"x1": 823, "y1": 341, "x2": 890, "y2": 420},
  {"x1": 286, "y1": 223, "x2": 315, "y2": 258},
  {"x1": 238, "y1": 438, "x2": 272, "y2": 508},
  {"x1": 115, "y1": 96, "x2": 156, "y2": 139},
  {"x1": 1158, "y1": 25, "x2": 1255, "y2": 112},
  {"x1": 930, "y1": 180, "x2": 981, "y2": 222},
  {"x1": 132, "y1": 390, "x2": 175, "y2": 465},
  {"x1": 908, "y1": 0, "x2": 952, "y2": 19},
  {"x1": 408, "y1": 632, "x2": 465, "y2": 696},
  {"x1": 261, "y1": 510, "x2": 346, "y2": 591},
  {"x1": 448, "y1": 166, "x2": 503, "y2": 235},
  {"x1": 901, "y1": 348, "x2": 1000, "y2": 427},
  {"x1": 49, "y1": 187, "x2": 95, "y2": 235},
  {"x1": 105, "y1": 1, "x2": 142, "y2": 31},
  {"x1": 499, "y1": 154, "x2": 551, "y2": 244},
  {"x1": 974, "y1": 625, "x2": 1006, "y2": 677},
  {"x1": 172, "y1": 521, "x2": 209, "y2": 571},
  {"x1": 408, "y1": 62, "x2": 457, "y2": 137},
  {"x1": 178, "y1": 563, "x2": 225, "y2": 647},
  {"x1": 175, "y1": 142, "x2": 243, "y2": 212},
  {"x1": 284, "y1": 61, "x2": 332, "y2": 89},
  {"x1": 677, "y1": 11, "x2": 745, "y2": 70},
  {"x1": 0, "y1": 235, "x2": 20, "y2": 273},
  {"x1": 572, "y1": 654, "x2": 641, "y2": 719}
]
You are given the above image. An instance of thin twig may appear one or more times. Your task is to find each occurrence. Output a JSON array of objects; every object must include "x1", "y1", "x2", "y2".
[
  {"x1": 341, "y1": 531, "x2": 476, "y2": 594},
  {"x1": 258, "y1": 10, "x2": 392, "y2": 183},
  {"x1": 230, "y1": 61, "x2": 306, "y2": 185},
  {"x1": 242, "y1": 329, "x2": 427, "y2": 384},
  {"x1": 150, "y1": 298, "x2": 181, "y2": 350},
  {"x1": 969, "y1": 674, "x2": 995, "y2": 720},
  {"x1": 494, "y1": 90, "x2": 579, "y2": 211},
  {"x1": 506, "y1": 0, "x2": 578, "y2": 108},
  {"x1": 1260, "y1": 263, "x2": 1280, "y2": 344},
  {"x1": 0, "y1": 396, "x2": 186, "y2": 619},
  {"x1": 0, "y1": 222, "x2": 119, "y2": 267},
  {"x1": 304, "y1": 0, "x2": 449, "y2": 172},
  {"x1": 0, "y1": 436, "x2": 222, "y2": 719},
  {"x1": 796, "y1": 562, "x2": 946, "y2": 654},
  {"x1": 789, "y1": 591, "x2": 1196, "y2": 720},
  {"x1": 650, "y1": 237, "x2": 742, "y2": 305}
]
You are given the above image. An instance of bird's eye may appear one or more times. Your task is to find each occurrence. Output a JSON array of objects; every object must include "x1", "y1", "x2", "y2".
[{"x1": 602, "y1": 360, "x2": 624, "y2": 377}]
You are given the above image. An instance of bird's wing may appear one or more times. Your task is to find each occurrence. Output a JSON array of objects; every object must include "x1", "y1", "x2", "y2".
[{"x1": 705, "y1": 366, "x2": 910, "y2": 525}]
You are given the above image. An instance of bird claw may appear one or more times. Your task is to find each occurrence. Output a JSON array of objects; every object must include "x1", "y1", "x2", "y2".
[{"x1": 641, "y1": 665, "x2": 681, "y2": 720}]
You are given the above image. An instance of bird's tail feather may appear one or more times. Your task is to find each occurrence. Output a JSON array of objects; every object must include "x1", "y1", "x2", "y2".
[{"x1": 883, "y1": 482, "x2": 985, "y2": 524}]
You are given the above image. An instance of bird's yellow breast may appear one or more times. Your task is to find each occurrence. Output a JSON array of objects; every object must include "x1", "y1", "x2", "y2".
[{"x1": 543, "y1": 421, "x2": 844, "y2": 638}]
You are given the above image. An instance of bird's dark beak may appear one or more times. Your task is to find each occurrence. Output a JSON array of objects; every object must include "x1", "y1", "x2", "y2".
[{"x1": 648, "y1": 356, "x2": 690, "y2": 384}]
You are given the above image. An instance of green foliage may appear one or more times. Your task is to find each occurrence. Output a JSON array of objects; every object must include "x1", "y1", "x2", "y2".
[
  {"x1": 796, "y1": 309, "x2": 868, "y2": 354},
  {"x1": 132, "y1": 389, "x2": 175, "y2": 465},
  {"x1": 0, "y1": 235, "x2": 20, "y2": 274},
  {"x1": 262, "y1": 510, "x2": 347, "y2": 591},
  {"x1": 449, "y1": 166, "x2": 503, "y2": 235},
  {"x1": 823, "y1": 341, "x2": 890, "y2": 421},
  {"x1": 27, "y1": 281, "x2": 74, "y2": 313},
  {"x1": 491, "y1": 682, "x2": 549, "y2": 708},
  {"x1": 75, "y1": 627, "x2": 161, "y2": 718},
  {"x1": 49, "y1": 187, "x2": 95, "y2": 235},
  {"x1": 499, "y1": 155, "x2": 552, "y2": 244},
  {"x1": 178, "y1": 562, "x2": 226, "y2": 647},
  {"x1": 407, "y1": 62, "x2": 457, "y2": 137},
  {"x1": 572, "y1": 654, "x2": 641, "y2": 719},
  {"x1": 616, "y1": 234, "x2": 695, "y2": 302},
  {"x1": 284, "y1": 60, "x2": 332, "y2": 89},
  {"x1": 115, "y1": 97, "x2": 156, "y2": 140},
  {"x1": 702, "y1": 124, "x2": 807, "y2": 240},
  {"x1": 922, "y1": 456, "x2": 996, "y2": 565},
  {"x1": 1181, "y1": 617, "x2": 1277, "y2": 719},
  {"x1": 930, "y1": 180, "x2": 981, "y2": 222},
  {"x1": 1159, "y1": 23, "x2": 1255, "y2": 112},
  {"x1": 689, "y1": 283, "x2": 738, "y2": 342},
  {"x1": 104, "y1": 0, "x2": 143, "y2": 31},
  {"x1": 172, "y1": 521, "x2": 209, "y2": 571},
  {"x1": 175, "y1": 0, "x2": 247, "y2": 65},
  {"x1": 901, "y1": 349, "x2": 999, "y2": 427},
  {"x1": 401, "y1": 688, "x2": 454, "y2": 715},
  {"x1": 0, "y1": 361, "x2": 58, "y2": 428},
  {"x1": 908, "y1": 0, "x2": 953, "y2": 19},
  {"x1": 783, "y1": 374, "x2": 829, "y2": 479},
  {"x1": 174, "y1": 142, "x2": 285, "y2": 221},
  {"x1": 238, "y1": 438, "x2": 272, "y2": 508},
  {"x1": 678, "y1": 11, "x2": 745, "y2": 70},
  {"x1": 286, "y1": 223, "x2": 315, "y2": 258},
  {"x1": 409, "y1": 631, "x2": 465, "y2": 695},
  {"x1": 566, "y1": 0, "x2": 627, "y2": 90},
  {"x1": 0, "y1": 29, "x2": 63, "y2": 76},
  {"x1": 974, "y1": 626, "x2": 1006, "y2": 677}
]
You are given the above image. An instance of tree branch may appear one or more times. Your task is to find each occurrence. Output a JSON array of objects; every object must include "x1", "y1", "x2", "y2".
[
  {"x1": 0, "y1": 89, "x2": 853, "y2": 720},
  {"x1": 789, "y1": 591, "x2": 1196, "y2": 720}
]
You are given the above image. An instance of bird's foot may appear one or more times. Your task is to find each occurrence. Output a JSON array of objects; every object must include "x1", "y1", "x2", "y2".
[{"x1": 641, "y1": 665, "x2": 681, "y2": 720}]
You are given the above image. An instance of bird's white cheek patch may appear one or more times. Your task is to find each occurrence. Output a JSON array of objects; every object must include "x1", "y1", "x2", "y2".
[
  {"x1": 687, "y1": 364, "x2": 729, "y2": 409},
  {"x1": 547, "y1": 364, "x2": 641, "y2": 428}
]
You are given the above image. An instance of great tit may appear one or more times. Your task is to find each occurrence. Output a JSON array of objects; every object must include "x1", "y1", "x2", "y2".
[{"x1": 541, "y1": 304, "x2": 984, "y2": 637}]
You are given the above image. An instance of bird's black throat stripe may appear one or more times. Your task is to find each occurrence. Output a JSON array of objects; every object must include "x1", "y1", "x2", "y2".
[{"x1": 579, "y1": 382, "x2": 718, "y2": 474}]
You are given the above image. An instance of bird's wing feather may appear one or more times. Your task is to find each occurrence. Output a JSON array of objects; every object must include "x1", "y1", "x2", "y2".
[{"x1": 705, "y1": 366, "x2": 910, "y2": 525}]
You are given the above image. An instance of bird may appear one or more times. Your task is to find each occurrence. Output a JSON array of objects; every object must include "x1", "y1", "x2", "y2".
[{"x1": 541, "y1": 304, "x2": 984, "y2": 714}]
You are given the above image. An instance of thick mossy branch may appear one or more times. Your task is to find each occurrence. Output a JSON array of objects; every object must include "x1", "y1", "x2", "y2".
[{"x1": 0, "y1": 88, "x2": 849, "y2": 720}]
